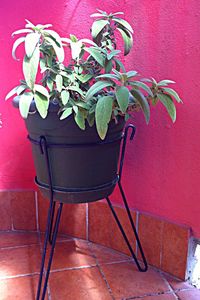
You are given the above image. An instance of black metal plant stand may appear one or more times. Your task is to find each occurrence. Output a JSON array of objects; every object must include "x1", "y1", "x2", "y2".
[{"x1": 29, "y1": 124, "x2": 148, "y2": 300}]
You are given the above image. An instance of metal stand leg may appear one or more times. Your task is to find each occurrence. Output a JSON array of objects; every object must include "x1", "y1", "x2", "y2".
[
  {"x1": 36, "y1": 202, "x2": 63, "y2": 300},
  {"x1": 106, "y1": 193, "x2": 147, "y2": 272},
  {"x1": 106, "y1": 124, "x2": 148, "y2": 272},
  {"x1": 36, "y1": 136, "x2": 64, "y2": 299},
  {"x1": 48, "y1": 201, "x2": 56, "y2": 244}
]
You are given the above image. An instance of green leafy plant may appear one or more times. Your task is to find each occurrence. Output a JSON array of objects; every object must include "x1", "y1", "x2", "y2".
[{"x1": 6, "y1": 9, "x2": 182, "y2": 139}]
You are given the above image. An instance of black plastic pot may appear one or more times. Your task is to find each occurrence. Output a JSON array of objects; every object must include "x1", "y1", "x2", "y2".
[{"x1": 13, "y1": 97, "x2": 125, "y2": 203}]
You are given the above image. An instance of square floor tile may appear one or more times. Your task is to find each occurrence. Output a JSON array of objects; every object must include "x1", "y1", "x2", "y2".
[
  {"x1": 0, "y1": 192, "x2": 12, "y2": 230},
  {"x1": 138, "y1": 213, "x2": 163, "y2": 268},
  {"x1": 89, "y1": 242, "x2": 130, "y2": 265},
  {"x1": 49, "y1": 267, "x2": 112, "y2": 300},
  {"x1": 140, "y1": 294, "x2": 177, "y2": 299},
  {"x1": 10, "y1": 191, "x2": 36, "y2": 231},
  {"x1": 176, "y1": 289, "x2": 200, "y2": 300},
  {"x1": 46, "y1": 240, "x2": 96, "y2": 271},
  {"x1": 101, "y1": 262, "x2": 170, "y2": 299},
  {"x1": 0, "y1": 275, "x2": 48, "y2": 300},
  {"x1": 161, "y1": 222, "x2": 190, "y2": 279},
  {"x1": 59, "y1": 203, "x2": 87, "y2": 239},
  {"x1": 0, "y1": 245, "x2": 41, "y2": 278},
  {"x1": 0, "y1": 232, "x2": 39, "y2": 249},
  {"x1": 164, "y1": 274, "x2": 194, "y2": 291}
]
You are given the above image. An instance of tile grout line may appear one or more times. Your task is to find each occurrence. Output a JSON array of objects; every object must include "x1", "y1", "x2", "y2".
[
  {"x1": 159, "y1": 271, "x2": 180, "y2": 300},
  {"x1": 51, "y1": 264, "x2": 97, "y2": 272},
  {"x1": 97, "y1": 264, "x2": 116, "y2": 300},
  {"x1": 0, "y1": 271, "x2": 40, "y2": 280},
  {"x1": 35, "y1": 191, "x2": 39, "y2": 232},
  {"x1": 125, "y1": 290, "x2": 181, "y2": 299},
  {"x1": 87, "y1": 241, "x2": 116, "y2": 300},
  {"x1": 0, "y1": 243, "x2": 40, "y2": 251}
]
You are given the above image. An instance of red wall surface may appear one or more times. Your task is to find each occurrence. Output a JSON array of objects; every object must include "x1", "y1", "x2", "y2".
[{"x1": 1, "y1": 0, "x2": 200, "y2": 237}]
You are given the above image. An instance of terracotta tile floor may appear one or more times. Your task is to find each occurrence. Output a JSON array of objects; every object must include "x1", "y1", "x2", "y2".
[{"x1": 0, "y1": 231, "x2": 199, "y2": 300}]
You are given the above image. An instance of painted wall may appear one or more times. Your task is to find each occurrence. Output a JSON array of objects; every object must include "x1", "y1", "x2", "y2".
[{"x1": 0, "y1": 1, "x2": 200, "y2": 237}]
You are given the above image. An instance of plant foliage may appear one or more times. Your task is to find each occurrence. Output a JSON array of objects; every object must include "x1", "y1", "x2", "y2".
[{"x1": 6, "y1": 9, "x2": 182, "y2": 139}]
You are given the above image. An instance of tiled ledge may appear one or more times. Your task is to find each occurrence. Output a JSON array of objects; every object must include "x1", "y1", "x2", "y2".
[{"x1": 0, "y1": 190, "x2": 191, "y2": 280}]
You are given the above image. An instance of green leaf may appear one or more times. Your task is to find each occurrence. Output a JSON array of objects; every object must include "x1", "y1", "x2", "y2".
[
  {"x1": 45, "y1": 36, "x2": 64, "y2": 62},
  {"x1": 76, "y1": 102, "x2": 90, "y2": 109},
  {"x1": 107, "y1": 50, "x2": 121, "y2": 60},
  {"x1": 90, "y1": 13, "x2": 105, "y2": 17},
  {"x1": 76, "y1": 74, "x2": 93, "y2": 83},
  {"x1": 131, "y1": 89, "x2": 150, "y2": 123},
  {"x1": 162, "y1": 88, "x2": 182, "y2": 103},
  {"x1": 45, "y1": 29, "x2": 63, "y2": 47},
  {"x1": 46, "y1": 78, "x2": 54, "y2": 91},
  {"x1": 34, "y1": 84, "x2": 49, "y2": 98},
  {"x1": 25, "y1": 19, "x2": 35, "y2": 28},
  {"x1": 5, "y1": 86, "x2": 19, "y2": 100},
  {"x1": 17, "y1": 85, "x2": 27, "y2": 95},
  {"x1": 70, "y1": 34, "x2": 78, "y2": 42},
  {"x1": 85, "y1": 47, "x2": 105, "y2": 67},
  {"x1": 87, "y1": 113, "x2": 95, "y2": 127},
  {"x1": 73, "y1": 105, "x2": 78, "y2": 114},
  {"x1": 61, "y1": 90, "x2": 69, "y2": 105},
  {"x1": 158, "y1": 80, "x2": 175, "y2": 86},
  {"x1": 19, "y1": 92, "x2": 33, "y2": 118},
  {"x1": 23, "y1": 46, "x2": 40, "y2": 90},
  {"x1": 126, "y1": 71, "x2": 138, "y2": 78},
  {"x1": 36, "y1": 23, "x2": 52, "y2": 29},
  {"x1": 85, "y1": 81, "x2": 113, "y2": 101},
  {"x1": 105, "y1": 59, "x2": 113, "y2": 73},
  {"x1": 56, "y1": 74, "x2": 63, "y2": 92},
  {"x1": 12, "y1": 37, "x2": 26, "y2": 60},
  {"x1": 96, "y1": 9, "x2": 107, "y2": 15},
  {"x1": 114, "y1": 58, "x2": 126, "y2": 72},
  {"x1": 60, "y1": 107, "x2": 72, "y2": 120},
  {"x1": 96, "y1": 74, "x2": 119, "y2": 81},
  {"x1": 34, "y1": 91, "x2": 49, "y2": 119},
  {"x1": 91, "y1": 20, "x2": 108, "y2": 38},
  {"x1": 113, "y1": 17, "x2": 133, "y2": 33},
  {"x1": 125, "y1": 113, "x2": 130, "y2": 121},
  {"x1": 95, "y1": 96, "x2": 113, "y2": 140},
  {"x1": 112, "y1": 12, "x2": 124, "y2": 16},
  {"x1": 74, "y1": 110, "x2": 86, "y2": 130},
  {"x1": 116, "y1": 27, "x2": 133, "y2": 55},
  {"x1": 25, "y1": 32, "x2": 40, "y2": 58},
  {"x1": 157, "y1": 93, "x2": 176, "y2": 122},
  {"x1": 70, "y1": 41, "x2": 83, "y2": 59},
  {"x1": 12, "y1": 29, "x2": 32, "y2": 36},
  {"x1": 129, "y1": 81, "x2": 153, "y2": 97},
  {"x1": 115, "y1": 86, "x2": 129, "y2": 113},
  {"x1": 80, "y1": 38, "x2": 96, "y2": 46},
  {"x1": 67, "y1": 86, "x2": 84, "y2": 96}
]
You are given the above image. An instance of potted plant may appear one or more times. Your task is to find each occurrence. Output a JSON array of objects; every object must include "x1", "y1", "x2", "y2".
[{"x1": 5, "y1": 9, "x2": 182, "y2": 203}]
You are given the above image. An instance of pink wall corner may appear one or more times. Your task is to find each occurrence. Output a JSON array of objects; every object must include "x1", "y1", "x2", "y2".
[{"x1": 0, "y1": 1, "x2": 200, "y2": 237}]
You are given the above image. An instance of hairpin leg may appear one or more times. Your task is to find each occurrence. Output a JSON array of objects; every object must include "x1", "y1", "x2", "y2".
[
  {"x1": 48, "y1": 201, "x2": 56, "y2": 244},
  {"x1": 36, "y1": 136, "x2": 63, "y2": 299},
  {"x1": 36, "y1": 202, "x2": 63, "y2": 300},
  {"x1": 106, "y1": 196, "x2": 147, "y2": 272},
  {"x1": 106, "y1": 124, "x2": 148, "y2": 272}
]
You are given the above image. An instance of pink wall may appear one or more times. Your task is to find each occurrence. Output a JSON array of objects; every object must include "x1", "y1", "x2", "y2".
[{"x1": 1, "y1": 1, "x2": 200, "y2": 237}]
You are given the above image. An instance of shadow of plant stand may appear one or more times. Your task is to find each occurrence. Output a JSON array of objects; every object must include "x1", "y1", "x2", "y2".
[{"x1": 29, "y1": 124, "x2": 148, "y2": 300}]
